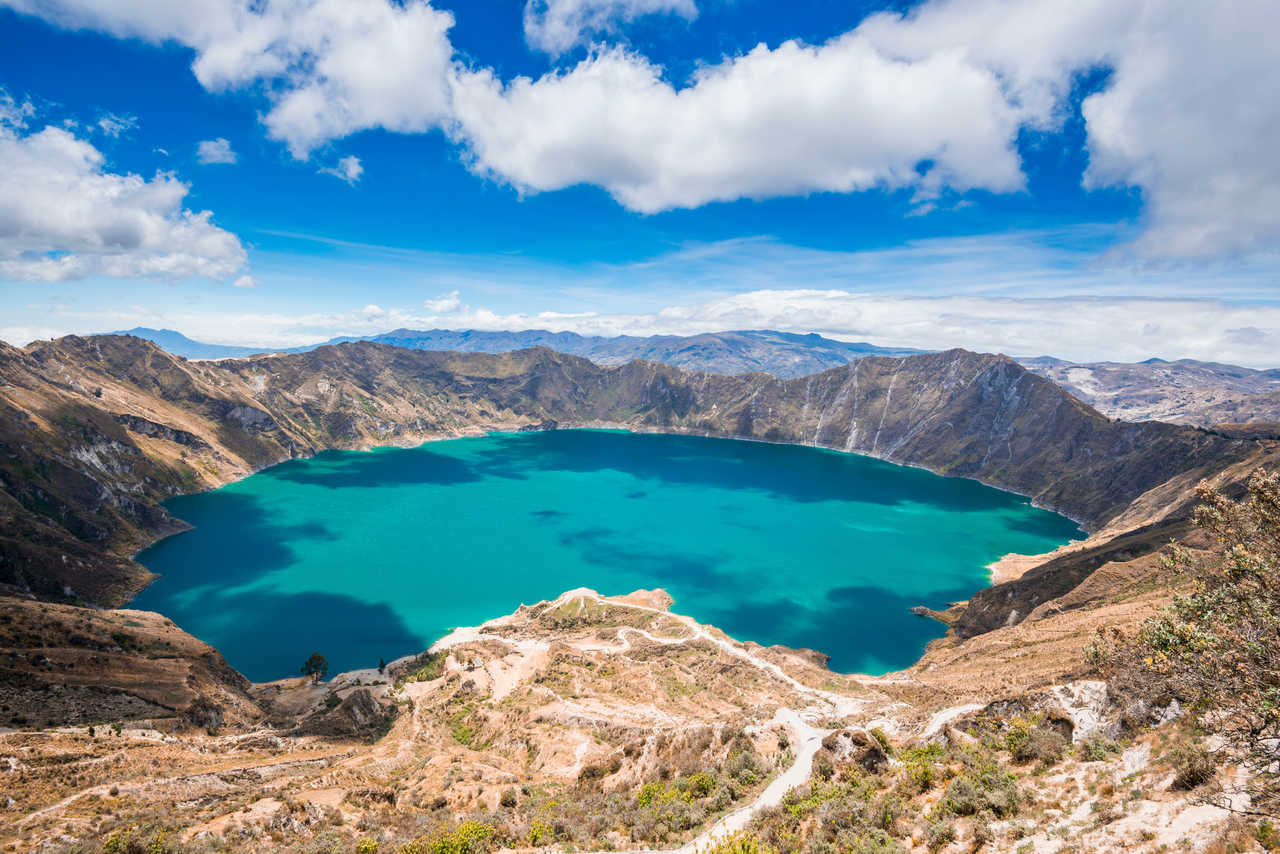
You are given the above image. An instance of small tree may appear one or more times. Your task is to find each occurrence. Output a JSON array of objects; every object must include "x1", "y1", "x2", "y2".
[
  {"x1": 301, "y1": 652, "x2": 329, "y2": 683},
  {"x1": 1090, "y1": 469, "x2": 1280, "y2": 814}
]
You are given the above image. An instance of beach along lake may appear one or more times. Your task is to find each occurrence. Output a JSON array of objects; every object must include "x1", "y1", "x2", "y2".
[{"x1": 134, "y1": 429, "x2": 1081, "y2": 681}]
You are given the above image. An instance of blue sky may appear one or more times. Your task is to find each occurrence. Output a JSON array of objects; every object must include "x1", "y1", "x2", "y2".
[{"x1": 0, "y1": 0, "x2": 1277, "y2": 364}]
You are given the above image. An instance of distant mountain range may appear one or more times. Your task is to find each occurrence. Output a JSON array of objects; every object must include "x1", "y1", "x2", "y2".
[
  {"x1": 1019, "y1": 356, "x2": 1280, "y2": 427},
  {"x1": 110, "y1": 327, "x2": 924, "y2": 377},
  {"x1": 108, "y1": 327, "x2": 1280, "y2": 427}
]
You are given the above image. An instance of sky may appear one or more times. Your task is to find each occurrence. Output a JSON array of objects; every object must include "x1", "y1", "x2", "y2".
[{"x1": 0, "y1": 0, "x2": 1278, "y2": 366}]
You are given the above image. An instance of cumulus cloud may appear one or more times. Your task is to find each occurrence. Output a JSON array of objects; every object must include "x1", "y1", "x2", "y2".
[
  {"x1": 449, "y1": 39, "x2": 1025, "y2": 212},
  {"x1": 196, "y1": 137, "x2": 236, "y2": 164},
  {"x1": 1, "y1": 0, "x2": 457, "y2": 159},
  {"x1": 523, "y1": 0, "x2": 697, "y2": 55},
  {"x1": 233, "y1": 274, "x2": 257, "y2": 288},
  {"x1": 319, "y1": 155, "x2": 363, "y2": 184},
  {"x1": 0, "y1": 120, "x2": 248, "y2": 282},
  {"x1": 423, "y1": 290, "x2": 462, "y2": 313},
  {"x1": 5, "y1": 0, "x2": 1280, "y2": 260}
]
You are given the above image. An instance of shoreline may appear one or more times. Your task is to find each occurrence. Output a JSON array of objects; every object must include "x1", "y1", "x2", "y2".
[{"x1": 125, "y1": 423, "x2": 1084, "y2": 684}]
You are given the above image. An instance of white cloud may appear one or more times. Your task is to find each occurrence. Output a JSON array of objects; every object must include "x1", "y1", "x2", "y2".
[
  {"x1": 195, "y1": 137, "x2": 237, "y2": 164},
  {"x1": 319, "y1": 155, "x2": 363, "y2": 184},
  {"x1": 233, "y1": 274, "x2": 257, "y2": 288},
  {"x1": 0, "y1": 121, "x2": 248, "y2": 282},
  {"x1": 1, "y1": 0, "x2": 456, "y2": 159},
  {"x1": 96, "y1": 113, "x2": 136, "y2": 137},
  {"x1": 188, "y1": 0, "x2": 456, "y2": 159},
  {"x1": 423, "y1": 290, "x2": 462, "y2": 313},
  {"x1": 448, "y1": 39, "x2": 1024, "y2": 213},
  {"x1": 5, "y1": 0, "x2": 1280, "y2": 260},
  {"x1": 523, "y1": 0, "x2": 697, "y2": 55},
  {"x1": 1077, "y1": 4, "x2": 1280, "y2": 260},
  {"x1": 0, "y1": 91, "x2": 34, "y2": 129}
]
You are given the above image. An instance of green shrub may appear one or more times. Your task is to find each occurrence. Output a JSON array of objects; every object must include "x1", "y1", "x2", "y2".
[
  {"x1": 726, "y1": 747, "x2": 764, "y2": 786},
  {"x1": 1005, "y1": 718, "x2": 1066, "y2": 765},
  {"x1": 706, "y1": 831, "x2": 778, "y2": 854},
  {"x1": 943, "y1": 751, "x2": 1021, "y2": 818},
  {"x1": 868, "y1": 728, "x2": 894, "y2": 756},
  {"x1": 684, "y1": 772, "x2": 717, "y2": 799},
  {"x1": 1092, "y1": 471, "x2": 1280, "y2": 812},
  {"x1": 1169, "y1": 742, "x2": 1215, "y2": 791},
  {"x1": 925, "y1": 821, "x2": 955, "y2": 851},
  {"x1": 399, "y1": 820, "x2": 494, "y2": 854},
  {"x1": 1077, "y1": 735, "x2": 1121, "y2": 762}
]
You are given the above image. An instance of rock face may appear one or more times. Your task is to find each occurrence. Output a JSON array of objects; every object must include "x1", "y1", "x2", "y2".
[
  {"x1": 1021, "y1": 355, "x2": 1280, "y2": 427},
  {"x1": 0, "y1": 334, "x2": 1269, "y2": 628}
]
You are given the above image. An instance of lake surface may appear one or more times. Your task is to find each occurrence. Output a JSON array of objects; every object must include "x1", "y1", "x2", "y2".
[{"x1": 134, "y1": 430, "x2": 1081, "y2": 681}]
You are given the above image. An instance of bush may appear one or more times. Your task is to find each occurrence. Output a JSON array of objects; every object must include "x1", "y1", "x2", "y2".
[
  {"x1": 1077, "y1": 735, "x2": 1121, "y2": 762},
  {"x1": 868, "y1": 728, "x2": 894, "y2": 756},
  {"x1": 943, "y1": 750, "x2": 1021, "y2": 818},
  {"x1": 1093, "y1": 471, "x2": 1280, "y2": 812},
  {"x1": 925, "y1": 821, "x2": 955, "y2": 852},
  {"x1": 1004, "y1": 718, "x2": 1066, "y2": 765},
  {"x1": 706, "y1": 831, "x2": 778, "y2": 854},
  {"x1": 726, "y1": 747, "x2": 765, "y2": 785},
  {"x1": 499, "y1": 789, "x2": 518, "y2": 808},
  {"x1": 399, "y1": 820, "x2": 494, "y2": 854},
  {"x1": 685, "y1": 771, "x2": 717, "y2": 799},
  {"x1": 1170, "y1": 742, "x2": 1215, "y2": 791}
]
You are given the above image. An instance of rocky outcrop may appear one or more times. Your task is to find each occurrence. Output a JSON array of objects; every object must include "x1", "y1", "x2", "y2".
[{"x1": 0, "y1": 595, "x2": 263, "y2": 731}]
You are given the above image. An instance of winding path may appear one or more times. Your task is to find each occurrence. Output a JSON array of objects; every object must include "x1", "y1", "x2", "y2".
[{"x1": 430, "y1": 588, "x2": 867, "y2": 851}]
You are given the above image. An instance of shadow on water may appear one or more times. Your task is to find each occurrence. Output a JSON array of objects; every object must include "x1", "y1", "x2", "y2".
[
  {"x1": 473, "y1": 430, "x2": 1045, "y2": 515},
  {"x1": 167, "y1": 589, "x2": 425, "y2": 683},
  {"x1": 136, "y1": 492, "x2": 335, "y2": 592},
  {"x1": 531, "y1": 509, "x2": 567, "y2": 520},
  {"x1": 697, "y1": 582, "x2": 975, "y2": 674},
  {"x1": 557, "y1": 525, "x2": 738, "y2": 591},
  {"x1": 264, "y1": 446, "x2": 482, "y2": 489},
  {"x1": 135, "y1": 491, "x2": 426, "y2": 680}
]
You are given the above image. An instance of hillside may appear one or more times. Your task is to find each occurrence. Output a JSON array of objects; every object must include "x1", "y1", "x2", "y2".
[
  {"x1": 2, "y1": 584, "x2": 1254, "y2": 853},
  {"x1": 0, "y1": 334, "x2": 1268, "y2": 617},
  {"x1": 107, "y1": 327, "x2": 1280, "y2": 428},
  {"x1": 1021, "y1": 356, "x2": 1280, "y2": 427}
]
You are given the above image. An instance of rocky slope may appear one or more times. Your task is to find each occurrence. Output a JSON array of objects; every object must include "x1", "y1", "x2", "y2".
[
  {"x1": 2, "y1": 587, "x2": 1253, "y2": 853},
  {"x1": 1022, "y1": 355, "x2": 1280, "y2": 427},
  {"x1": 0, "y1": 335, "x2": 1268, "y2": 619},
  {"x1": 114, "y1": 327, "x2": 1280, "y2": 426}
]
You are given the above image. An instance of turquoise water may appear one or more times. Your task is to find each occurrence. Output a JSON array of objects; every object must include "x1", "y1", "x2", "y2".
[{"x1": 133, "y1": 430, "x2": 1080, "y2": 682}]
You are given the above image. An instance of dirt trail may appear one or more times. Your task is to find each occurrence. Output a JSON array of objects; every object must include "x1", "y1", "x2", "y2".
[{"x1": 428, "y1": 589, "x2": 867, "y2": 849}]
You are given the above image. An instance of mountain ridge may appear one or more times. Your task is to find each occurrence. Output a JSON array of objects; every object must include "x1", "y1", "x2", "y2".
[
  {"x1": 0, "y1": 334, "x2": 1267, "y2": 627},
  {"x1": 107, "y1": 326, "x2": 1280, "y2": 426}
]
